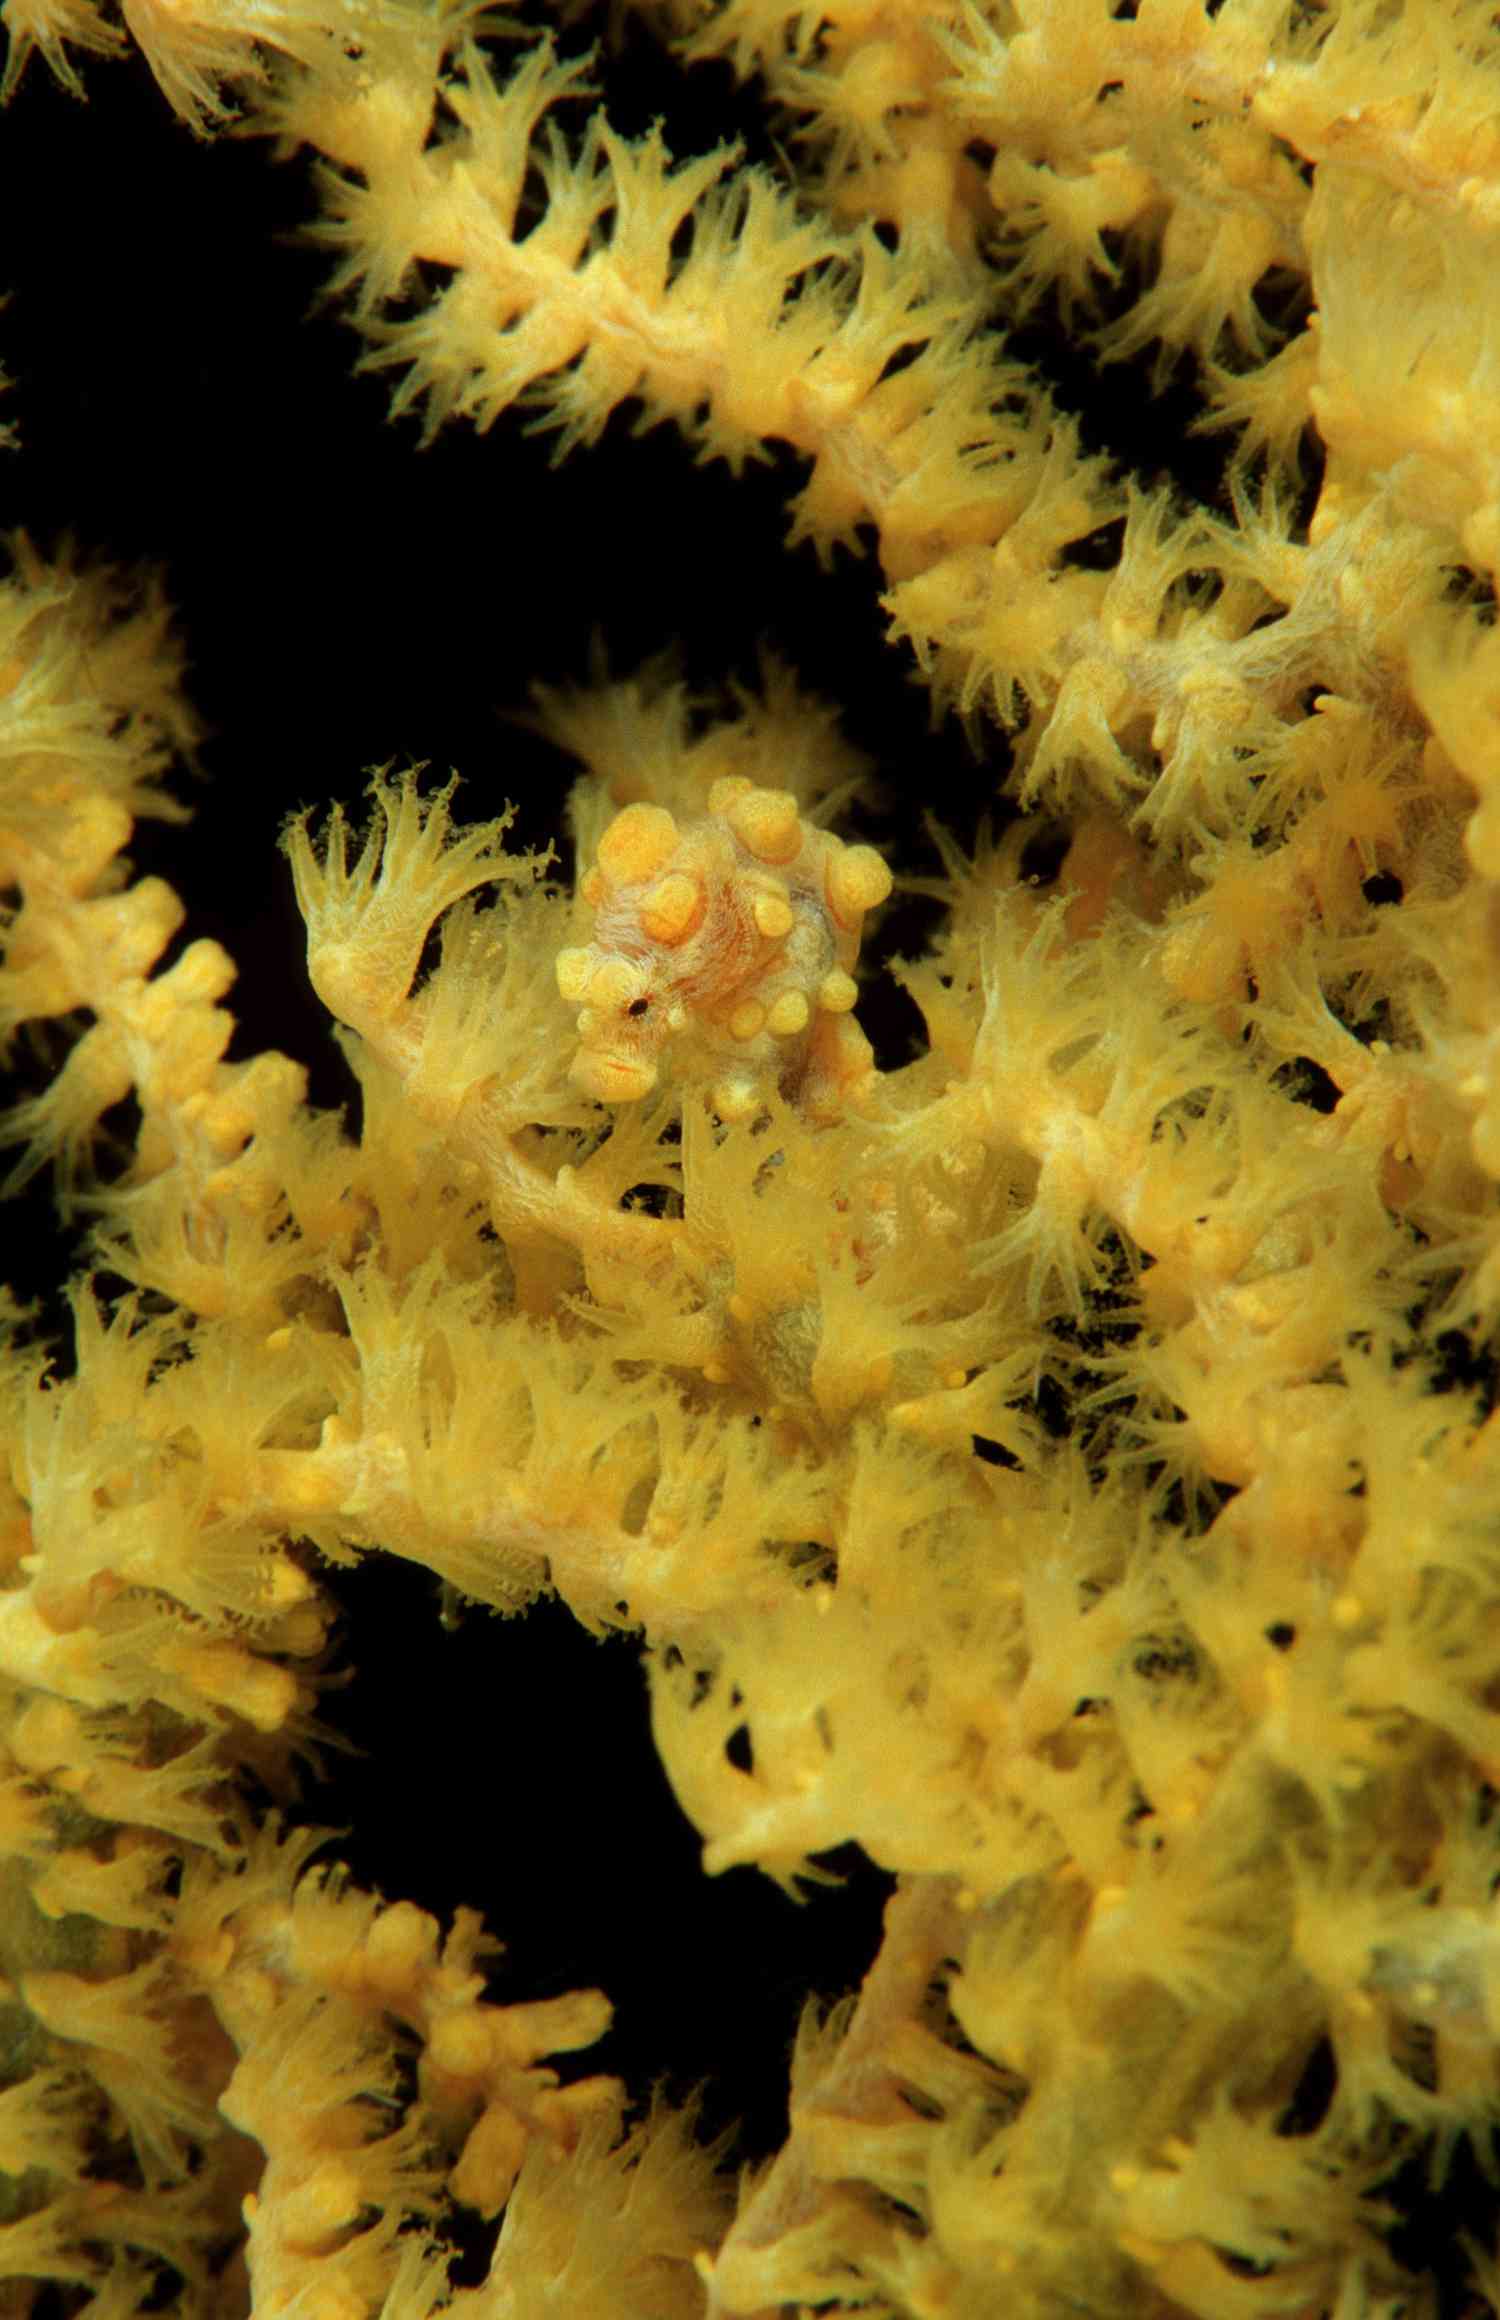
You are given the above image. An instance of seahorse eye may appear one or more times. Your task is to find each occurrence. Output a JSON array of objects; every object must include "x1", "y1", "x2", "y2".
[{"x1": 626, "y1": 996, "x2": 651, "y2": 1018}]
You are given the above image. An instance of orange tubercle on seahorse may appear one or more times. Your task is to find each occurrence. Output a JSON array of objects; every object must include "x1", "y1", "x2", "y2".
[{"x1": 556, "y1": 779, "x2": 892, "y2": 1121}]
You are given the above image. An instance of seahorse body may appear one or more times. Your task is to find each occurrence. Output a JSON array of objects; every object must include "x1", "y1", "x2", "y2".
[{"x1": 556, "y1": 778, "x2": 892, "y2": 1121}]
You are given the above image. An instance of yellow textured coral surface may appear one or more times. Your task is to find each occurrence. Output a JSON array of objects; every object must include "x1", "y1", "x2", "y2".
[{"x1": 2, "y1": 0, "x2": 1500, "y2": 2315}]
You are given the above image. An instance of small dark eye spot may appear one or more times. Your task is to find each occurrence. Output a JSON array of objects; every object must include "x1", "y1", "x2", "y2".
[{"x1": 626, "y1": 997, "x2": 650, "y2": 1018}]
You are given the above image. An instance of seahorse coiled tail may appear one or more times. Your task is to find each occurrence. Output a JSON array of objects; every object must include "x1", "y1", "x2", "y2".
[{"x1": 556, "y1": 777, "x2": 892, "y2": 1122}]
